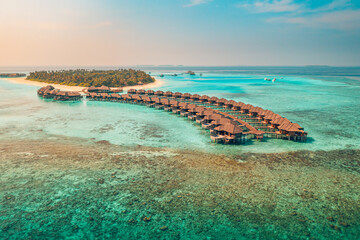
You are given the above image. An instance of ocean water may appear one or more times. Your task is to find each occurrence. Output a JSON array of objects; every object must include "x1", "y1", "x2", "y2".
[
  {"x1": 1, "y1": 66, "x2": 360, "y2": 153},
  {"x1": 1, "y1": 66, "x2": 360, "y2": 239}
]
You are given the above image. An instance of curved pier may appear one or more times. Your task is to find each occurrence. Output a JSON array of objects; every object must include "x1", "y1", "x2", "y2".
[{"x1": 37, "y1": 85, "x2": 307, "y2": 144}]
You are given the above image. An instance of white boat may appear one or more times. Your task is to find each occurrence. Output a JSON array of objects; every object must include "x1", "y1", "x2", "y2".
[{"x1": 272, "y1": 78, "x2": 276, "y2": 82}]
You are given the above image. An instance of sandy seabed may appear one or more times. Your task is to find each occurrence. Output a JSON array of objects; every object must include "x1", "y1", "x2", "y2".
[
  {"x1": 0, "y1": 136, "x2": 359, "y2": 240},
  {"x1": 2, "y1": 77, "x2": 165, "y2": 92}
]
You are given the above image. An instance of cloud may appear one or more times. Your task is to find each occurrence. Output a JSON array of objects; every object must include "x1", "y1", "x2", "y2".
[
  {"x1": 312, "y1": 0, "x2": 351, "y2": 12},
  {"x1": 267, "y1": 9, "x2": 360, "y2": 30},
  {"x1": 239, "y1": 0, "x2": 360, "y2": 30},
  {"x1": 184, "y1": 0, "x2": 211, "y2": 7},
  {"x1": 237, "y1": 0, "x2": 302, "y2": 13}
]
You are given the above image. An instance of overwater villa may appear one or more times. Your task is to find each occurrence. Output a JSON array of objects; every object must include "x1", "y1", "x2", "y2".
[
  {"x1": 38, "y1": 85, "x2": 81, "y2": 101},
  {"x1": 86, "y1": 86, "x2": 122, "y2": 93},
  {"x1": 37, "y1": 85, "x2": 308, "y2": 144}
]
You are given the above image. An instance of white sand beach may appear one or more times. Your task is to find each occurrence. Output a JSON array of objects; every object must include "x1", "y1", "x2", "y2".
[{"x1": 2, "y1": 77, "x2": 165, "y2": 92}]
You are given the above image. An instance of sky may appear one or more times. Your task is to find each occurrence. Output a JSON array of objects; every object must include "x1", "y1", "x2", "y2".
[{"x1": 0, "y1": 0, "x2": 359, "y2": 66}]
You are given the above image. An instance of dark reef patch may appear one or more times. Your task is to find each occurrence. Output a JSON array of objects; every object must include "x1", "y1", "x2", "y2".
[{"x1": 0, "y1": 139, "x2": 359, "y2": 239}]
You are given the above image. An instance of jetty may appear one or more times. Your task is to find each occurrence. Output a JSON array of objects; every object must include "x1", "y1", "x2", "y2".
[{"x1": 37, "y1": 85, "x2": 307, "y2": 144}]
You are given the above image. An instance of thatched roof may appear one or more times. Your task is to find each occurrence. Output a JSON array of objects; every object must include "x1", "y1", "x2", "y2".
[
  {"x1": 179, "y1": 102, "x2": 189, "y2": 109},
  {"x1": 196, "y1": 108, "x2": 213, "y2": 116},
  {"x1": 194, "y1": 106, "x2": 206, "y2": 112},
  {"x1": 170, "y1": 100, "x2": 180, "y2": 107},
  {"x1": 174, "y1": 92, "x2": 182, "y2": 97},
  {"x1": 211, "y1": 117, "x2": 236, "y2": 126},
  {"x1": 182, "y1": 93, "x2": 191, "y2": 98},
  {"x1": 121, "y1": 94, "x2": 132, "y2": 100},
  {"x1": 164, "y1": 91, "x2": 173, "y2": 96},
  {"x1": 257, "y1": 109, "x2": 267, "y2": 116},
  {"x1": 128, "y1": 89, "x2": 137, "y2": 94},
  {"x1": 226, "y1": 100, "x2": 237, "y2": 106},
  {"x1": 249, "y1": 106, "x2": 262, "y2": 113},
  {"x1": 146, "y1": 90, "x2": 155, "y2": 94},
  {"x1": 160, "y1": 98, "x2": 171, "y2": 105},
  {"x1": 271, "y1": 117, "x2": 291, "y2": 125},
  {"x1": 190, "y1": 94, "x2": 201, "y2": 99},
  {"x1": 200, "y1": 95, "x2": 210, "y2": 100},
  {"x1": 132, "y1": 94, "x2": 142, "y2": 100},
  {"x1": 278, "y1": 122, "x2": 303, "y2": 132},
  {"x1": 137, "y1": 89, "x2": 145, "y2": 94},
  {"x1": 216, "y1": 98, "x2": 227, "y2": 103},
  {"x1": 68, "y1": 92, "x2": 81, "y2": 97},
  {"x1": 155, "y1": 90, "x2": 164, "y2": 95},
  {"x1": 242, "y1": 104, "x2": 253, "y2": 110},
  {"x1": 152, "y1": 97, "x2": 161, "y2": 103},
  {"x1": 142, "y1": 96, "x2": 151, "y2": 102},
  {"x1": 204, "y1": 113, "x2": 223, "y2": 121},
  {"x1": 233, "y1": 102, "x2": 245, "y2": 108},
  {"x1": 99, "y1": 93, "x2": 110, "y2": 97},
  {"x1": 187, "y1": 104, "x2": 198, "y2": 111},
  {"x1": 215, "y1": 123, "x2": 243, "y2": 134},
  {"x1": 209, "y1": 96, "x2": 219, "y2": 102}
]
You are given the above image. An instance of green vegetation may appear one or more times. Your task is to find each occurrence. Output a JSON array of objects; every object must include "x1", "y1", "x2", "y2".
[{"x1": 26, "y1": 69, "x2": 155, "y2": 87}]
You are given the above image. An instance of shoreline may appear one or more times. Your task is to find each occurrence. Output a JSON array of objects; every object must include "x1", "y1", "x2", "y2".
[{"x1": 0, "y1": 77, "x2": 165, "y2": 92}]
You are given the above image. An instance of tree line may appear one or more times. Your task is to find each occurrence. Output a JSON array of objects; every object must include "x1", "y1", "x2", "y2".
[{"x1": 26, "y1": 69, "x2": 155, "y2": 87}]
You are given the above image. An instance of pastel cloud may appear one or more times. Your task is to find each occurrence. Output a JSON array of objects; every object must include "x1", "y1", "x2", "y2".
[
  {"x1": 184, "y1": 0, "x2": 211, "y2": 7},
  {"x1": 238, "y1": 0, "x2": 360, "y2": 29},
  {"x1": 267, "y1": 9, "x2": 360, "y2": 30},
  {"x1": 237, "y1": 0, "x2": 302, "y2": 13}
]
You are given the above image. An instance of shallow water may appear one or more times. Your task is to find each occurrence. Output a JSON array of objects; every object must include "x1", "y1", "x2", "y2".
[
  {"x1": 0, "y1": 66, "x2": 359, "y2": 239},
  {"x1": 0, "y1": 139, "x2": 359, "y2": 239},
  {"x1": 1, "y1": 67, "x2": 360, "y2": 153}
]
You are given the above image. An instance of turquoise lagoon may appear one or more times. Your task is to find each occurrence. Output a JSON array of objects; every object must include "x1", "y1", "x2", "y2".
[
  {"x1": 1, "y1": 67, "x2": 360, "y2": 153},
  {"x1": 1, "y1": 67, "x2": 360, "y2": 240}
]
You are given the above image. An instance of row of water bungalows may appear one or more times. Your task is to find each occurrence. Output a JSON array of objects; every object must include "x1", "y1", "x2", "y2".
[
  {"x1": 37, "y1": 85, "x2": 307, "y2": 143},
  {"x1": 37, "y1": 85, "x2": 82, "y2": 101}
]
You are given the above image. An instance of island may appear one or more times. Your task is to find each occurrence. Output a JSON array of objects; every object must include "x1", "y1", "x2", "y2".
[
  {"x1": 0, "y1": 73, "x2": 26, "y2": 78},
  {"x1": 26, "y1": 69, "x2": 155, "y2": 87}
]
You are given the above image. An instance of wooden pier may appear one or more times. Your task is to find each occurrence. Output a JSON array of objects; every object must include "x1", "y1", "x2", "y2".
[{"x1": 37, "y1": 85, "x2": 308, "y2": 144}]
